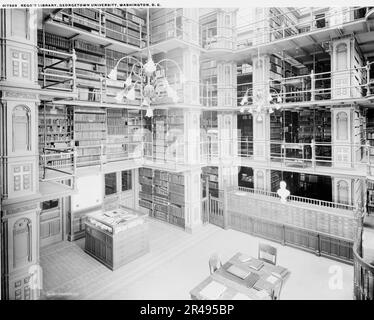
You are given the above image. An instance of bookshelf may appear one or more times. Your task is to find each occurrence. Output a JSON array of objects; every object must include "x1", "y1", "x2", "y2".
[
  {"x1": 106, "y1": 109, "x2": 128, "y2": 162},
  {"x1": 74, "y1": 39, "x2": 106, "y2": 101},
  {"x1": 367, "y1": 109, "x2": 374, "y2": 157},
  {"x1": 106, "y1": 109, "x2": 145, "y2": 162},
  {"x1": 201, "y1": 60, "x2": 218, "y2": 106},
  {"x1": 38, "y1": 104, "x2": 74, "y2": 173},
  {"x1": 38, "y1": 104, "x2": 74, "y2": 151},
  {"x1": 74, "y1": 106, "x2": 106, "y2": 167},
  {"x1": 200, "y1": 12, "x2": 218, "y2": 49},
  {"x1": 150, "y1": 8, "x2": 184, "y2": 44},
  {"x1": 37, "y1": 30, "x2": 73, "y2": 91},
  {"x1": 202, "y1": 166, "x2": 219, "y2": 198},
  {"x1": 138, "y1": 168, "x2": 185, "y2": 228},
  {"x1": 51, "y1": 8, "x2": 146, "y2": 48},
  {"x1": 237, "y1": 63, "x2": 252, "y2": 103}
]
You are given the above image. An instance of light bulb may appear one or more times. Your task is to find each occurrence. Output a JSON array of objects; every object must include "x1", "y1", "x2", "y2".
[
  {"x1": 277, "y1": 96, "x2": 282, "y2": 103},
  {"x1": 124, "y1": 75, "x2": 132, "y2": 87},
  {"x1": 269, "y1": 107, "x2": 274, "y2": 114},
  {"x1": 141, "y1": 97, "x2": 150, "y2": 107},
  {"x1": 275, "y1": 103, "x2": 281, "y2": 110},
  {"x1": 115, "y1": 89, "x2": 125, "y2": 103},
  {"x1": 144, "y1": 54, "x2": 156, "y2": 75},
  {"x1": 240, "y1": 106, "x2": 245, "y2": 113},
  {"x1": 240, "y1": 95, "x2": 248, "y2": 106},
  {"x1": 108, "y1": 68, "x2": 118, "y2": 81},
  {"x1": 257, "y1": 114, "x2": 263, "y2": 122},
  {"x1": 125, "y1": 86, "x2": 136, "y2": 101},
  {"x1": 145, "y1": 107, "x2": 153, "y2": 118}
]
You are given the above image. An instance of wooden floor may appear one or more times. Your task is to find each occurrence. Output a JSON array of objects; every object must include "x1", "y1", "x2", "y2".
[{"x1": 40, "y1": 218, "x2": 354, "y2": 300}]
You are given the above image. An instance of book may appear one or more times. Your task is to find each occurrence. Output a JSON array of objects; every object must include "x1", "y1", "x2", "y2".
[
  {"x1": 248, "y1": 259, "x2": 264, "y2": 271},
  {"x1": 238, "y1": 253, "x2": 252, "y2": 263},
  {"x1": 199, "y1": 281, "x2": 227, "y2": 300},
  {"x1": 227, "y1": 265, "x2": 251, "y2": 280}
]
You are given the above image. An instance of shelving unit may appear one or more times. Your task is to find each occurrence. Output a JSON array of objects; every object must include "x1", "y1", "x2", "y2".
[
  {"x1": 38, "y1": 104, "x2": 74, "y2": 173},
  {"x1": 150, "y1": 8, "x2": 183, "y2": 44},
  {"x1": 138, "y1": 168, "x2": 185, "y2": 228},
  {"x1": 74, "y1": 106, "x2": 106, "y2": 167},
  {"x1": 74, "y1": 39, "x2": 106, "y2": 101},
  {"x1": 366, "y1": 110, "x2": 374, "y2": 157},
  {"x1": 201, "y1": 60, "x2": 217, "y2": 106},
  {"x1": 200, "y1": 12, "x2": 218, "y2": 49},
  {"x1": 37, "y1": 30, "x2": 74, "y2": 91},
  {"x1": 202, "y1": 166, "x2": 219, "y2": 198},
  {"x1": 51, "y1": 8, "x2": 146, "y2": 48}
]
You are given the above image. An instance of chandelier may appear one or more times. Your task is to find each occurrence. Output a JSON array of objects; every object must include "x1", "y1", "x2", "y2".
[
  {"x1": 107, "y1": 9, "x2": 184, "y2": 117},
  {"x1": 239, "y1": 87, "x2": 283, "y2": 121}
]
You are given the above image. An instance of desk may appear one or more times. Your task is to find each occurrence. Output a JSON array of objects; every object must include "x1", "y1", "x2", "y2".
[
  {"x1": 190, "y1": 252, "x2": 290, "y2": 300},
  {"x1": 85, "y1": 206, "x2": 149, "y2": 270}
]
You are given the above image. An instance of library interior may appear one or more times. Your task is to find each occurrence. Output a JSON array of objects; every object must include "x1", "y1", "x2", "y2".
[{"x1": 1, "y1": 6, "x2": 374, "y2": 300}]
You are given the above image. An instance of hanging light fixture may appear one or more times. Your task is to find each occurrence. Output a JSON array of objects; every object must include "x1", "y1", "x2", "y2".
[
  {"x1": 106, "y1": 8, "x2": 184, "y2": 117},
  {"x1": 239, "y1": 87, "x2": 283, "y2": 121},
  {"x1": 125, "y1": 86, "x2": 136, "y2": 101}
]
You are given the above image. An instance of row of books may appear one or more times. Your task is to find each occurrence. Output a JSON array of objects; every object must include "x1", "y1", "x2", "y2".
[
  {"x1": 76, "y1": 147, "x2": 102, "y2": 156},
  {"x1": 75, "y1": 51, "x2": 106, "y2": 65},
  {"x1": 75, "y1": 131, "x2": 106, "y2": 140},
  {"x1": 74, "y1": 39, "x2": 105, "y2": 55},
  {"x1": 75, "y1": 122, "x2": 106, "y2": 131},
  {"x1": 74, "y1": 113, "x2": 106, "y2": 122},
  {"x1": 38, "y1": 31, "x2": 71, "y2": 50},
  {"x1": 73, "y1": 8, "x2": 101, "y2": 21},
  {"x1": 105, "y1": 8, "x2": 145, "y2": 25},
  {"x1": 39, "y1": 135, "x2": 72, "y2": 143}
]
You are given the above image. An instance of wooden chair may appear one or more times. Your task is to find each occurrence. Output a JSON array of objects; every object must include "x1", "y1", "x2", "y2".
[
  {"x1": 209, "y1": 253, "x2": 222, "y2": 274},
  {"x1": 258, "y1": 243, "x2": 277, "y2": 265}
]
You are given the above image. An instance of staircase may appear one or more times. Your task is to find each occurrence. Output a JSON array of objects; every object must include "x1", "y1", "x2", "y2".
[{"x1": 362, "y1": 214, "x2": 374, "y2": 264}]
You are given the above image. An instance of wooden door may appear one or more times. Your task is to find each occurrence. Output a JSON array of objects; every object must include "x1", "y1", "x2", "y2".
[{"x1": 40, "y1": 202, "x2": 63, "y2": 247}]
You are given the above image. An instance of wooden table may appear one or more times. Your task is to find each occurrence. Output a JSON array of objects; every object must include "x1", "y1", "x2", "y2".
[
  {"x1": 84, "y1": 206, "x2": 149, "y2": 270},
  {"x1": 190, "y1": 252, "x2": 290, "y2": 300}
]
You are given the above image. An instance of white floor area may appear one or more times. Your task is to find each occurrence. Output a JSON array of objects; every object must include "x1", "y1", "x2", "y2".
[{"x1": 40, "y1": 218, "x2": 354, "y2": 300}]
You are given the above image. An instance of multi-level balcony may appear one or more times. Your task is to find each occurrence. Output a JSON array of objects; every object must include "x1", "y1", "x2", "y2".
[
  {"x1": 238, "y1": 139, "x2": 372, "y2": 173},
  {"x1": 237, "y1": 63, "x2": 374, "y2": 107},
  {"x1": 149, "y1": 9, "x2": 201, "y2": 48},
  {"x1": 44, "y1": 8, "x2": 146, "y2": 51},
  {"x1": 236, "y1": 7, "x2": 371, "y2": 50}
]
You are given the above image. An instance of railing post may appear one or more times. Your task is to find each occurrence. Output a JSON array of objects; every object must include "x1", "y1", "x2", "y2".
[
  {"x1": 311, "y1": 139, "x2": 316, "y2": 168},
  {"x1": 366, "y1": 61, "x2": 371, "y2": 97},
  {"x1": 316, "y1": 233, "x2": 321, "y2": 256},
  {"x1": 223, "y1": 187, "x2": 229, "y2": 230},
  {"x1": 72, "y1": 48, "x2": 77, "y2": 93},
  {"x1": 310, "y1": 70, "x2": 315, "y2": 101}
]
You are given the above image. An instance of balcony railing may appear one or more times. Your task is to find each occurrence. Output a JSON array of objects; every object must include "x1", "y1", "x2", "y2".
[
  {"x1": 150, "y1": 12, "x2": 201, "y2": 46},
  {"x1": 227, "y1": 186, "x2": 356, "y2": 240},
  {"x1": 236, "y1": 186, "x2": 355, "y2": 211},
  {"x1": 237, "y1": 63, "x2": 373, "y2": 106},
  {"x1": 50, "y1": 8, "x2": 146, "y2": 48},
  {"x1": 200, "y1": 83, "x2": 237, "y2": 107},
  {"x1": 39, "y1": 147, "x2": 76, "y2": 180},
  {"x1": 38, "y1": 47, "x2": 76, "y2": 92},
  {"x1": 238, "y1": 139, "x2": 372, "y2": 169},
  {"x1": 201, "y1": 26, "x2": 237, "y2": 50},
  {"x1": 236, "y1": 7, "x2": 370, "y2": 48},
  {"x1": 353, "y1": 244, "x2": 374, "y2": 299}
]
